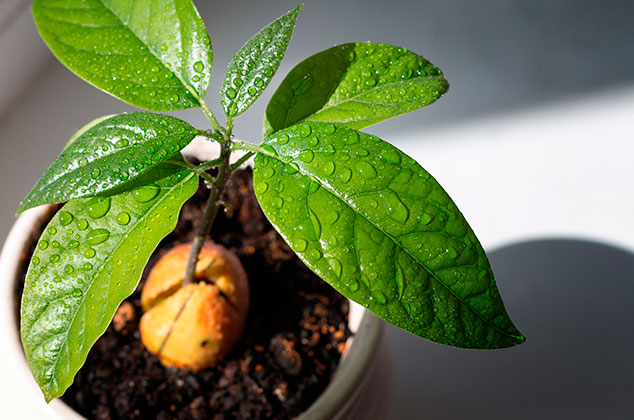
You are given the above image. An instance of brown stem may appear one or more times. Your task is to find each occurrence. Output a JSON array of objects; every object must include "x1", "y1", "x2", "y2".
[
  {"x1": 182, "y1": 142, "x2": 232, "y2": 286},
  {"x1": 157, "y1": 142, "x2": 232, "y2": 357}
]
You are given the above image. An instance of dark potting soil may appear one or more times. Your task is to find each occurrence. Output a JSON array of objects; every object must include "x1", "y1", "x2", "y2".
[{"x1": 15, "y1": 168, "x2": 351, "y2": 420}]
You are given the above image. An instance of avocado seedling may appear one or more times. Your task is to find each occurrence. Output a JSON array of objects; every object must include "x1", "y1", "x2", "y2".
[{"x1": 17, "y1": 0, "x2": 524, "y2": 405}]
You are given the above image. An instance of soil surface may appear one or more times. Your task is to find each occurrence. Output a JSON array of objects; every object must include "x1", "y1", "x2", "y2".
[{"x1": 16, "y1": 168, "x2": 351, "y2": 420}]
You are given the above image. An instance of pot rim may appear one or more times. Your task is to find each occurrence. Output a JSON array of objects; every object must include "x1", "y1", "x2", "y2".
[{"x1": 0, "y1": 146, "x2": 384, "y2": 419}]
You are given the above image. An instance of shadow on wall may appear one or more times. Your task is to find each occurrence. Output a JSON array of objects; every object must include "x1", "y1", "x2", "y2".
[{"x1": 387, "y1": 239, "x2": 634, "y2": 420}]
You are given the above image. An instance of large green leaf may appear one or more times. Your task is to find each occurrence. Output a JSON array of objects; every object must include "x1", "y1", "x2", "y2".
[
  {"x1": 263, "y1": 43, "x2": 449, "y2": 136},
  {"x1": 32, "y1": 0, "x2": 212, "y2": 111},
  {"x1": 222, "y1": 5, "x2": 302, "y2": 118},
  {"x1": 21, "y1": 164, "x2": 198, "y2": 402},
  {"x1": 253, "y1": 122, "x2": 524, "y2": 348},
  {"x1": 18, "y1": 113, "x2": 198, "y2": 214}
]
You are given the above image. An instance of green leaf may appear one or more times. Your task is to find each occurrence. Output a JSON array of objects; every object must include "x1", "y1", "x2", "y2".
[
  {"x1": 253, "y1": 122, "x2": 524, "y2": 349},
  {"x1": 18, "y1": 113, "x2": 198, "y2": 214},
  {"x1": 263, "y1": 43, "x2": 449, "y2": 136},
  {"x1": 32, "y1": 0, "x2": 212, "y2": 111},
  {"x1": 21, "y1": 164, "x2": 198, "y2": 402},
  {"x1": 222, "y1": 5, "x2": 302, "y2": 118}
]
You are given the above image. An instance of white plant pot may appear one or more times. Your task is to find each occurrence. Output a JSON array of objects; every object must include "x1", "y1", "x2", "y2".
[{"x1": 0, "y1": 142, "x2": 392, "y2": 419}]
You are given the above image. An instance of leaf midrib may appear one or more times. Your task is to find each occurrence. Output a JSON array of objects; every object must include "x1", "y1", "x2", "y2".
[
  {"x1": 22, "y1": 129, "x2": 197, "y2": 210},
  {"x1": 258, "y1": 147, "x2": 517, "y2": 342},
  {"x1": 299, "y1": 76, "x2": 446, "y2": 126},
  {"x1": 98, "y1": 0, "x2": 203, "y2": 105},
  {"x1": 43, "y1": 171, "x2": 195, "y2": 393}
]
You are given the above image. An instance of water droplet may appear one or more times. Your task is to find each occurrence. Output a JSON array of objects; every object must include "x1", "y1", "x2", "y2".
[
  {"x1": 385, "y1": 191, "x2": 409, "y2": 224},
  {"x1": 277, "y1": 134, "x2": 289, "y2": 145},
  {"x1": 77, "y1": 219, "x2": 89, "y2": 230},
  {"x1": 58, "y1": 211, "x2": 73, "y2": 226},
  {"x1": 64, "y1": 264, "x2": 74, "y2": 275},
  {"x1": 308, "y1": 137, "x2": 319, "y2": 147},
  {"x1": 299, "y1": 150, "x2": 314, "y2": 163},
  {"x1": 84, "y1": 248, "x2": 97, "y2": 258},
  {"x1": 226, "y1": 87, "x2": 237, "y2": 99},
  {"x1": 79, "y1": 157, "x2": 89, "y2": 167},
  {"x1": 115, "y1": 138, "x2": 129, "y2": 148},
  {"x1": 49, "y1": 254, "x2": 60, "y2": 263},
  {"x1": 323, "y1": 124, "x2": 336, "y2": 135},
  {"x1": 90, "y1": 168, "x2": 101, "y2": 179},
  {"x1": 47, "y1": 227, "x2": 57, "y2": 235},
  {"x1": 419, "y1": 212, "x2": 433, "y2": 225},
  {"x1": 115, "y1": 212, "x2": 131, "y2": 226},
  {"x1": 372, "y1": 290, "x2": 387, "y2": 305},
  {"x1": 328, "y1": 258, "x2": 343, "y2": 279},
  {"x1": 132, "y1": 184, "x2": 160, "y2": 202},
  {"x1": 247, "y1": 86, "x2": 257, "y2": 96},
  {"x1": 52, "y1": 240, "x2": 60, "y2": 248},
  {"x1": 83, "y1": 262, "x2": 93, "y2": 271},
  {"x1": 253, "y1": 77, "x2": 264, "y2": 87},
  {"x1": 193, "y1": 60, "x2": 204, "y2": 73},
  {"x1": 321, "y1": 161, "x2": 336, "y2": 176},
  {"x1": 169, "y1": 93, "x2": 179, "y2": 104},
  {"x1": 86, "y1": 197, "x2": 111, "y2": 219},
  {"x1": 299, "y1": 125, "x2": 312, "y2": 138},
  {"x1": 72, "y1": 288, "x2": 83, "y2": 298},
  {"x1": 344, "y1": 131, "x2": 360, "y2": 145},
  {"x1": 254, "y1": 182, "x2": 269, "y2": 195},
  {"x1": 38, "y1": 240, "x2": 49, "y2": 250},
  {"x1": 68, "y1": 240, "x2": 79, "y2": 249},
  {"x1": 348, "y1": 279, "x2": 360, "y2": 292},
  {"x1": 337, "y1": 167, "x2": 352, "y2": 183},
  {"x1": 32, "y1": 256, "x2": 40, "y2": 266},
  {"x1": 294, "y1": 239, "x2": 308, "y2": 252},
  {"x1": 308, "y1": 247, "x2": 322, "y2": 261},
  {"x1": 356, "y1": 161, "x2": 377, "y2": 179},
  {"x1": 87, "y1": 228, "x2": 110, "y2": 245}
]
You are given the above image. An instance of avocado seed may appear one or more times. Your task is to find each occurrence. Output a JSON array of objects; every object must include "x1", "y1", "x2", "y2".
[{"x1": 139, "y1": 242, "x2": 249, "y2": 369}]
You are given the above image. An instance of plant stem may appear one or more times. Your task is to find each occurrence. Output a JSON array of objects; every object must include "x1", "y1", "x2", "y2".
[
  {"x1": 199, "y1": 101, "x2": 228, "y2": 139},
  {"x1": 182, "y1": 141, "x2": 232, "y2": 286},
  {"x1": 157, "y1": 141, "x2": 232, "y2": 356}
]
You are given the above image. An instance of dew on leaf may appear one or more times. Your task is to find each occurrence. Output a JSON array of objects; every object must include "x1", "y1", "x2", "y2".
[
  {"x1": 58, "y1": 211, "x2": 74, "y2": 226},
  {"x1": 299, "y1": 150, "x2": 314, "y2": 163},
  {"x1": 72, "y1": 288, "x2": 83, "y2": 298},
  {"x1": 344, "y1": 131, "x2": 359, "y2": 145},
  {"x1": 86, "y1": 197, "x2": 111, "y2": 219},
  {"x1": 76, "y1": 219, "x2": 89, "y2": 230},
  {"x1": 299, "y1": 125, "x2": 312, "y2": 138},
  {"x1": 87, "y1": 228, "x2": 110, "y2": 245},
  {"x1": 115, "y1": 212, "x2": 131, "y2": 226},
  {"x1": 226, "y1": 87, "x2": 237, "y2": 99},
  {"x1": 294, "y1": 238, "x2": 308, "y2": 252},
  {"x1": 132, "y1": 184, "x2": 159, "y2": 202},
  {"x1": 193, "y1": 60, "x2": 204, "y2": 73},
  {"x1": 356, "y1": 161, "x2": 377, "y2": 179},
  {"x1": 47, "y1": 227, "x2": 57, "y2": 236},
  {"x1": 64, "y1": 264, "x2": 74, "y2": 275},
  {"x1": 38, "y1": 240, "x2": 49, "y2": 250}
]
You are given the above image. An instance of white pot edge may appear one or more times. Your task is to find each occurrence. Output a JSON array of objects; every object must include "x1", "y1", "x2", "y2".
[{"x1": 0, "y1": 140, "x2": 390, "y2": 419}]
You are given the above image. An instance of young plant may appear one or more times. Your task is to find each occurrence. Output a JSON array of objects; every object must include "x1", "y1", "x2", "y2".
[{"x1": 18, "y1": 0, "x2": 524, "y2": 403}]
